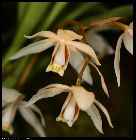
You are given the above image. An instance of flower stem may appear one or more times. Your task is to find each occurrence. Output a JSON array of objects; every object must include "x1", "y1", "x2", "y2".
[
  {"x1": 109, "y1": 21, "x2": 129, "y2": 31},
  {"x1": 84, "y1": 20, "x2": 129, "y2": 31},
  {"x1": 83, "y1": 17, "x2": 121, "y2": 30},
  {"x1": 76, "y1": 58, "x2": 90, "y2": 86}
]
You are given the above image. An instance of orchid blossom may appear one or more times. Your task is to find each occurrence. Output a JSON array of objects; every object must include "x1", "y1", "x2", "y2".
[
  {"x1": 24, "y1": 84, "x2": 113, "y2": 134},
  {"x1": 9, "y1": 29, "x2": 100, "y2": 85},
  {"x1": 2, "y1": 87, "x2": 46, "y2": 137},
  {"x1": 114, "y1": 22, "x2": 133, "y2": 86}
]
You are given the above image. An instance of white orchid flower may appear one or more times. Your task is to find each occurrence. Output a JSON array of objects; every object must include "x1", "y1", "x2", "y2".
[
  {"x1": 2, "y1": 87, "x2": 46, "y2": 137},
  {"x1": 114, "y1": 22, "x2": 133, "y2": 87},
  {"x1": 24, "y1": 84, "x2": 113, "y2": 134},
  {"x1": 9, "y1": 29, "x2": 100, "y2": 85},
  {"x1": 85, "y1": 27, "x2": 114, "y2": 59}
]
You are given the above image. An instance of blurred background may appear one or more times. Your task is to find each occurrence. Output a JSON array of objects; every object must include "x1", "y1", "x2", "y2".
[{"x1": 2, "y1": 2, "x2": 133, "y2": 137}]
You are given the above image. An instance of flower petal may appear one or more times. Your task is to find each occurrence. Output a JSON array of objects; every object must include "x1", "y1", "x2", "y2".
[
  {"x1": 2, "y1": 103, "x2": 16, "y2": 134},
  {"x1": 20, "y1": 101, "x2": 45, "y2": 127},
  {"x1": 24, "y1": 87, "x2": 70, "y2": 107},
  {"x1": 123, "y1": 27, "x2": 133, "y2": 55},
  {"x1": 57, "y1": 29, "x2": 82, "y2": 41},
  {"x1": 41, "y1": 83, "x2": 71, "y2": 90},
  {"x1": 114, "y1": 35, "x2": 123, "y2": 87},
  {"x1": 85, "y1": 30, "x2": 114, "y2": 58},
  {"x1": 19, "y1": 107, "x2": 46, "y2": 137},
  {"x1": 94, "y1": 99, "x2": 114, "y2": 128},
  {"x1": 86, "y1": 104, "x2": 103, "y2": 134},
  {"x1": 56, "y1": 93, "x2": 80, "y2": 127},
  {"x1": 9, "y1": 39, "x2": 55, "y2": 60},
  {"x1": 89, "y1": 62, "x2": 109, "y2": 97},
  {"x1": 129, "y1": 22, "x2": 133, "y2": 30},
  {"x1": 53, "y1": 42, "x2": 66, "y2": 65},
  {"x1": 60, "y1": 93, "x2": 72, "y2": 112},
  {"x1": 69, "y1": 47, "x2": 93, "y2": 85},
  {"x1": 46, "y1": 41, "x2": 69, "y2": 76},
  {"x1": 2, "y1": 95, "x2": 23, "y2": 134},
  {"x1": 2, "y1": 87, "x2": 23, "y2": 106},
  {"x1": 24, "y1": 31, "x2": 57, "y2": 39},
  {"x1": 68, "y1": 41, "x2": 100, "y2": 65},
  {"x1": 71, "y1": 86, "x2": 95, "y2": 111}
]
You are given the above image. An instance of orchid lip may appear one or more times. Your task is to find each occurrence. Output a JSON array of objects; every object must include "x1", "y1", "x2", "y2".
[
  {"x1": 46, "y1": 63, "x2": 64, "y2": 76},
  {"x1": 2, "y1": 123, "x2": 13, "y2": 134},
  {"x1": 56, "y1": 115, "x2": 73, "y2": 127}
]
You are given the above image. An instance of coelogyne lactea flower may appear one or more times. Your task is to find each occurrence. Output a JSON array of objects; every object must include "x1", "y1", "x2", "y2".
[
  {"x1": 114, "y1": 22, "x2": 133, "y2": 87},
  {"x1": 9, "y1": 29, "x2": 100, "y2": 83},
  {"x1": 24, "y1": 84, "x2": 113, "y2": 134},
  {"x1": 2, "y1": 87, "x2": 46, "y2": 137}
]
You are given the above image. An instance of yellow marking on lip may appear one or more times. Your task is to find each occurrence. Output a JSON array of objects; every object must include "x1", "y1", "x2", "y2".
[
  {"x1": 49, "y1": 64, "x2": 63, "y2": 73},
  {"x1": 56, "y1": 115, "x2": 68, "y2": 124},
  {"x1": 2, "y1": 123, "x2": 13, "y2": 134}
]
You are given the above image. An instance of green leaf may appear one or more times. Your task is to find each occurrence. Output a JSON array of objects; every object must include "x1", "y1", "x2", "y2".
[
  {"x1": 39, "y1": 2, "x2": 69, "y2": 30},
  {"x1": 17, "y1": 2, "x2": 31, "y2": 22},
  {"x1": 2, "y1": 57, "x2": 29, "y2": 88},
  {"x1": 63, "y1": 2, "x2": 107, "y2": 21},
  {"x1": 2, "y1": 2, "x2": 51, "y2": 71},
  {"x1": 82, "y1": 5, "x2": 133, "y2": 24}
]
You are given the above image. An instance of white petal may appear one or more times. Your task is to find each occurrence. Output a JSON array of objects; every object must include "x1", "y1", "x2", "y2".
[
  {"x1": 53, "y1": 42, "x2": 66, "y2": 65},
  {"x1": 71, "y1": 86, "x2": 95, "y2": 111},
  {"x1": 129, "y1": 22, "x2": 133, "y2": 30},
  {"x1": 86, "y1": 104, "x2": 103, "y2": 134},
  {"x1": 94, "y1": 99, "x2": 114, "y2": 128},
  {"x1": 57, "y1": 29, "x2": 83, "y2": 41},
  {"x1": 89, "y1": 62, "x2": 109, "y2": 97},
  {"x1": 61, "y1": 95, "x2": 77, "y2": 126},
  {"x1": 2, "y1": 103, "x2": 17, "y2": 134},
  {"x1": 123, "y1": 28, "x2": 133, "y2": 55},
  {"x1": 56, "y1": 93, "x2": 79, "y2": 127},
  {"x1": 114, "y1": 35, "x2": 123, "y2": 87},
  {"x1": 68, "y1": 41, "x2": 100, "y2": 65},
  {"x1": 24, "y1": 31, "x2": 58, "y2": 39},
  {"x1": 46, "y1": 42, "x2": 70, "y2": 76},
  {"x1": 60, "y1": 93, "x2": 72, "y2": 112},
  {"x1": 69, "y1": 47, "x2": 93, "y2": 85},
  {"x1": 2, "y1": 87, "x2": 23, "y2": 105},
  {"x1": 62, "y1": 45, "x2": 70, "y2": 71},
  {"x1": 46, "y1": 42, "x2": 59, "y2": 71},
  {"x1": 2, "y1": 94, "x2": 23, "y2": 135},
  {"x1": 9, "y1": 39, "x2": 55, "y2": 60},
  {"x1": 81, "y1": 66, "x2": 93, "y2": 85},
  {"x1": 19, "y1": 107, "x2": 46, "y2": 137},
  {"x1": 20, "y1": 101, "x2": 45, "y2": 127},
  {"x1": 41, "y1": 83, "x2": 71, "y2": 90},
  {"x1": 85, "y1": 31, "x2": 114, "y2": 58},
  {"x1": 24, "y1": 87, "x2": 70, "y2": 107},
  {"x1": 2, "y1": 100, "x2": 6, "y2": 108}
]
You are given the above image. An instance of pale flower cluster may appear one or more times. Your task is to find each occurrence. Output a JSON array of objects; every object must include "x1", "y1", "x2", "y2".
[{"x1": 3, "y1": 19, "x2": 133, "y2": 136}]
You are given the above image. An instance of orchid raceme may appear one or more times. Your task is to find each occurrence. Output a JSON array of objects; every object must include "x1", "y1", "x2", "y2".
[
  {"x1": 2, "y1": 87, "x2": 46, "y2": 137},
  {"x1": 9, "y1": 29, "x2": 100, "y2": 80},
  {"x1": 114, "y1": 22, "x2": 133, "y2": 87},
  {"x1": 24, "y1": 84, "x2": 113, "y2": 134}
]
